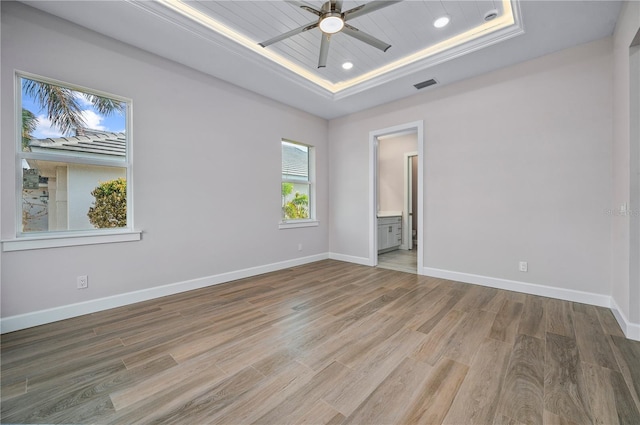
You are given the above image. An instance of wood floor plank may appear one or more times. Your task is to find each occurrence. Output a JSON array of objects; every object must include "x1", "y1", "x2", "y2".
[
  {"x1": 453, "y1": 284, "x2": 499, "y2": 312},
  {"x1": 546, "y1": 299, "x2": 575, "y2": 338},
  {"x1": 146, "y1": 366, "x2": 265, "y2": 425},
  {"x1": 3, "y1": 355, "x2": 176, "y2": 424},
  {"x1": 609, "y1": 335, "x2": 640, "y2": 413},
  {"x1": 251, "y1": 361, "x2": 351, "y2": 424},
  {"x1": 493, "y1": 413, "x2": 524, "y2": 425},
  {"x1": 517, "y1": 295, "x2": 546, "y2": 339},
  {"x1": 544, "y1": 332, "x2": 593, "y2": 424},
  {"x1": 543, "y1": 410, "x2": 579, "y2": 425},
  {"x1": 109, "y1": 353, "x2": 225, "y2": 411},
  {"x1": 481, "y1": 290, "x2": 508, "y2": 314},
  {"x1": 341, "y1": 357, "x2": 432, "y2": 425},
  {"x1": 298, "y1": 311, "x2": 402, "y2": 371},
  {"x1": 378, "y1": 284, "x2": 441, "y2": 318},
  {"x1": 250, "y1": 347, "x2": 300, "y2": 377},
  {"x1": 442, "y1": 338, "x2": 512, "y2": 425},
  {"x1": 134, "y1": 308, "x2": 275, "y2": 365},
  {"x1": 208, "y1": 361, "x2": 315, "y2": 424},
  {"x1": 93, "y1": 310, "x2": 183, "y2": 336},
  {"x1": 489, "y1": 299, "x2": 524, "y2": 344},
  {"x1": 1, "y1": 260, "x2": 637, "y2": 424},
  {"x1": 3, "y1": 340, "x2": 130, "y2": 393},
  {"x1": 582, "y1": 362, "x2": 621, "y2": 425},
  {"x1": 26, "y1": 358, "x2": 126, "y2": 398},
  {"x1": 496, "y1": 334, "x2": 545, "y2": 425},
  {"x1": 411, "y1": 309, "x2": 466, "y2": 365},
  {"x1": 0, "y1": 377, "x2": 26, "y2": 402},
  {"x1": 0, "y1": 328, "x2": 98, "y2": 366},
  {"x1": 295, "y1": 399, "x2": 343, "y2": 425},
  {"x1": 104, "y1": 360, "x2": 236, "y2": 424},
  {"x1": 291, "y1": 284, "x2": 359, "y2": 312},
  {"x1": 609, "y1": 366, "x2": 640, "y2": 425},
  {"x1": 1, "y1": 336, "x2": 124, "y2": 381},
  {"x1": 572, "y1": 302, "x2": 591, "y2": 314},
  {"x1": 595, "y1": 307, "x2": 625, "y2": 337},
  {"x1": 322, "y1": 328, "x2": 426, "y2": 416},
  {"x1": 397, "y1": 358, "x2": 469, "y2": 425},
  {"x1": 435, "y1": 309, "x2": 497, "y2": 366},
  {"x1": 415, "y1": 294, "x2": 461, "y2": 335},
  {"x1": 335, "y1": 313, "x2": 407, "y2": 368},
  {"x1": 574, "y1": 306, "x2": 620, "y2": 372},
  {"x1": 117, "y1": 311, "x2": 224, "y2": 346}
]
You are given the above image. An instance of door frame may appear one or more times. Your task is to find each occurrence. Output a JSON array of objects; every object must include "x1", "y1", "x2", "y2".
[
  {"x1": 369, "y1": 120, "x2": 424, "y2": 273},
  {"x1": 403, "y1": 151, "x2": 418, "y2": 251}
]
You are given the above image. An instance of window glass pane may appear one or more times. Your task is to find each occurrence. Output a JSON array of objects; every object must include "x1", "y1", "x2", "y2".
[
  {"x1": 22, "y1": 161, "x2": 127, "y2": 233},
  {"x1": 282, "y1": 182, "x2": 310, "y2": 220},
  {"x1": 20, "y1": 77, "x2": 127, "y2": 158},
  {"x1": 282, "y1": 141, "x2": 308, "y2": 182},
  {"x1": 18, "y1": 73, "x2": 131, "y2": 237}
]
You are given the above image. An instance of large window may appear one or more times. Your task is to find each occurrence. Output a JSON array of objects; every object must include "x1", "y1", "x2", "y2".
[
  {"x1": 16, "y1": 72, "x2": 132, "y2": 238},
  {"x1": 281, "y1": 140, "x2": 315, "y2": 226}
]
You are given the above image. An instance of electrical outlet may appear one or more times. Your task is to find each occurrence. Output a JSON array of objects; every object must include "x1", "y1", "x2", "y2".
[
  {"x1": 519, "y1": 261, "x2": 528, "y2": 272},
  {"x1": 298, "y1": 243, "x2": 303, "y2": 251},
  {"x1": 77, "y1": 275, "x2": 88, "y2": 289}
]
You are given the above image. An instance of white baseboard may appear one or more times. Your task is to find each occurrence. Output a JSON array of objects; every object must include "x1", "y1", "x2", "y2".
[
  {"x1": 329, "y1": 252, "x2": 373, "y2": 266},
  {"x1": 610, "y1": 298, "x2": 640, "y2": 341},
  {"x1": 0, "y1": 253, "x2": 329, "y2": 334},
  {"x1": 423, "y1": 267, "x2": 611, "y2": 307},
  {"x1": 5, "y1": 256, "x2": 639, "y2": 342},
  {"x1": 423, "y1": 266, "x2": 640, "y2": 341}
]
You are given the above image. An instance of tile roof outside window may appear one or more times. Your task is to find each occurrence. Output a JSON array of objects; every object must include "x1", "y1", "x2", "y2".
[
  {"x1": 28, "y1": 129, "x2": 126, "y2": 158},
  {"x1": 282, "y1": 142, "x2": 308, "y2": 180}
]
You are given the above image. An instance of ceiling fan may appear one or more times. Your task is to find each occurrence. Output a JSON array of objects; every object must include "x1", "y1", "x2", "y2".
[{"x1": 259, "y1": 0, "x2": 402, "y2": 68}]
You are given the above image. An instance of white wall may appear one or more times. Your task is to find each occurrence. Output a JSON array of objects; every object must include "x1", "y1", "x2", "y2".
[
  {"x1": 2, "y1": 2, "x2": 634, "y2": 338},
  {"x1": 611, "y1": 1, "x2": 640, "y2": 335},
  {"x1": 1, "y1": 3, "x2": 328, "y2": 321},
  {"x1": 329, "y1": 37, "x2": 613, "y2": 298},
  {"x1": 377, "y1": 133, "x2": 417, "y2": 214}
]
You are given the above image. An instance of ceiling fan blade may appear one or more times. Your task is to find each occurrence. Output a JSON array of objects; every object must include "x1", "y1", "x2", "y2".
[
  {"x1": 284, "y1": 0, "x2": 321, "y2": 16},
  {"x1": 342, "y1": 24, "x2": 391, "y2": 52},
  {"x1": 259, "y1": 21, "x2": 318, "y2": 48},
  {"x1": 318, "y1": 34, "x2": 330, "y2": 68},
  {"x1": 343, "y1": 1, "x2": 402, "y2": 21}
]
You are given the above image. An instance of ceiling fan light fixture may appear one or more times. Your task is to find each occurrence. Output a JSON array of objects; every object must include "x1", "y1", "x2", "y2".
[
  {"x1": 319, "y1": 13, "x2": 344, "y2": 34},
  {"x1": 433, "y1": 15, "x2": 451, "y2": 29}
]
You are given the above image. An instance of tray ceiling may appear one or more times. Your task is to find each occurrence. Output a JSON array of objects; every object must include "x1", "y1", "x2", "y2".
[
  {"x1": 160, "y1": 0, "x2": 517, "y2": 93},
  {"x1": 19, "y1": 1, "x2": 622, "y2": 119}
]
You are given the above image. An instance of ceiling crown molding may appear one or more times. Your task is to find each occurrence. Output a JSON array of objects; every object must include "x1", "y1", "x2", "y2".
[{"x1": 129, "y1": 0, "x2": 524, "y2": 101}]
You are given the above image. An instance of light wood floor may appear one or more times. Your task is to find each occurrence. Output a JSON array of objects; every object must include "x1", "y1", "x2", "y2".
[
  {"x1": 1, "y1": 260, "x2": 639, "y2": 424},
  {"x1": 378, "y1": 249, "x2": 417, "y2": 274}
]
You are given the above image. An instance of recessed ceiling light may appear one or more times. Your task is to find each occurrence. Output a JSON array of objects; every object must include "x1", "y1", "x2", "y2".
[
  {"x1": 342, "y1": 62, "x2": 354, "y2": 70},
  {"x1": 433, "y1": 15, "x2": 450, "y2": 28},
  {"x1": 484, "y1": 9, "x2": 499, "y2": 21}
]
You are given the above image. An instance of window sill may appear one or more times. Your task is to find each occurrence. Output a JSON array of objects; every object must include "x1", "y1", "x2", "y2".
[
  {"x1": 279, "y1": 220, "x2": 319, "y2": 230},
  {"x1": 2, "y1": 230, "x2": 142, "y2": 252}
]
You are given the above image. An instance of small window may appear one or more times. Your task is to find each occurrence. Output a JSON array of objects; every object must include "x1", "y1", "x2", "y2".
[
  {"x1": 17, "y1": 72, "x2": 132, "y2": 236},
  {"x1": 281, "y1": 140, "x2": 314, "y2": 223}
]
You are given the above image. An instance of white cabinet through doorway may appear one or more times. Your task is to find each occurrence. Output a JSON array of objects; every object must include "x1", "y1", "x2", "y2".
[{"x1": 377, "y1": 215, "x2": 402, "y2": 253}]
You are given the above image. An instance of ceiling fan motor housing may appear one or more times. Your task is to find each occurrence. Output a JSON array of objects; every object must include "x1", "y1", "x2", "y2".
[{"x1": 319, "y1": 2, "x2": 344, "y2": 34}]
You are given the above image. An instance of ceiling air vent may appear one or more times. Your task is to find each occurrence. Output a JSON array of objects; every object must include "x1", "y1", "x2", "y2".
[{"x1": 413, "y1": 79, "x2": 437, "y2": 90}]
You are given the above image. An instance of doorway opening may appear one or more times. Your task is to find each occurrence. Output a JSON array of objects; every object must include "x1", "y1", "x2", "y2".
[{"x1": 369, "y1": 121, "x2": 424, "y2": 274}]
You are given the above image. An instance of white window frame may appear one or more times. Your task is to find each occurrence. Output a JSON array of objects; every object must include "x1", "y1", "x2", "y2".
[
  {"x1": 2, "y1": 71, "x2": 140, "y2": 251},
  {"x1": 279, "y1": 139, "x2": 318, "y2": 229}
]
